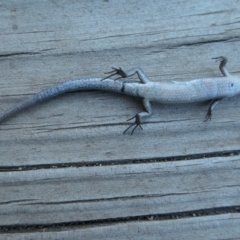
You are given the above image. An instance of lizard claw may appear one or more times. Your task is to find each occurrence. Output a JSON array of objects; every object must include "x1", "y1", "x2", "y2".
[
  {"x1": 101, "y1": 67, "x2": 127, "y2": 81},
  {"x1": 204, "y1": 109, "x2": 212, "y2": 122},
  {"x1": 123, "y1": 114, "x2": 143, "y2": 135},
  {"x1": 212, "y1": 56, "x2": 227, "y2": 62}
]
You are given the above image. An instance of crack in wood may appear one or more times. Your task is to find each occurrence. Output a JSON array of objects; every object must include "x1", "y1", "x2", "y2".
[
  {"x1": 0, "y1": 149, "x2": 239, "y2": 172},
  {"x1": 0, "y1": 206, "x2": 239, "y2": 233}
]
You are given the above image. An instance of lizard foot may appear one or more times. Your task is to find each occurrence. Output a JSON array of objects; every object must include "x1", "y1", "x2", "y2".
[
  {"x1": 212, "y1": 56, "x2": 227, "y2": 62},
  {"x1": 123, "y1": 114, "x2": 143, "y2": 135},
  {"x1": 101, "y1": 67, "x2": 127, "y2": 81}
]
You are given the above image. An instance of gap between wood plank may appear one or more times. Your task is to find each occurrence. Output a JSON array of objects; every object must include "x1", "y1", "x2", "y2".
[
  {"x1": 0, "y1": 206, "x2": 239, "y2": 234},
  {"x1": 0, "y1": 149, "x2": 239, "y2": 171}
]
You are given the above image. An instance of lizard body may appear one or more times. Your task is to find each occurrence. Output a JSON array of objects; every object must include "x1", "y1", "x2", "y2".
[{"x1": 0, "y1": 56, "x2": 239, "y2": 134}]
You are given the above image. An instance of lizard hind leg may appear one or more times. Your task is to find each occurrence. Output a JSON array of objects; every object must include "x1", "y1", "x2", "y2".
[
  {"x1": 101, "y1": 67, "x2": 127, "y2": 81},
  {"x1": 123, "y1": 114, "x2": 143, "y2": 135},
  {"x1": 123, "y1": 99, "x2": 152, "y2": 135},
  {"x1": 102, "y1": 67, "x2": 150, "y2": 83}
]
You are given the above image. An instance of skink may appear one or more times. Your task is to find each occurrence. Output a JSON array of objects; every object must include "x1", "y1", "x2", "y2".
[{"x1": 0, "y1": 56, "x2": 239, "y2": 134}]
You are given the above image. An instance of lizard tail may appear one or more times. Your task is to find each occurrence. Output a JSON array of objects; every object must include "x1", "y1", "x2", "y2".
[
  {"x1": 0, "y1": 77, "x2": 127, "y2": 124},
  {"x1": 0, "y1": 96, "x2": 37, "y2": 123}
]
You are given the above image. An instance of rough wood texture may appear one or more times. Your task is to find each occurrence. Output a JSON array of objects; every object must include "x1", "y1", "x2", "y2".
[{"x1": 0, "y1": 0, "x2": 240, "y2": 239}]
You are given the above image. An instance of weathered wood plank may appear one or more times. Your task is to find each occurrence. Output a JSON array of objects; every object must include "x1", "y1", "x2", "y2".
[
  {"x1": 1, "y1": 42, "x2": 240, "y2": 166},
  {"x1": 1, "y1": 0, "x2": 240, "y2": 55},
  {"x1": 1, "y1": 155, "x2": 239, "y2": 225},
  {"x1": 2, "y1": 214, "x2": 240, "y2": 240},
  {"x1": 1, "y1": 0, "x2": 240, "y2": 166}
]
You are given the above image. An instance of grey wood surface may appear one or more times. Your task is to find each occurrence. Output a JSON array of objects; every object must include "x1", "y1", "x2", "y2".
[{"x1": 1, "y1": 0, "x2": 240, "y2": 239}]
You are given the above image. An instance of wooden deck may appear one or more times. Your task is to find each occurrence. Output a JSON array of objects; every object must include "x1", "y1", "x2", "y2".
[{"x1": 1, "y1": 0, "x2": 240, "y2": 239}]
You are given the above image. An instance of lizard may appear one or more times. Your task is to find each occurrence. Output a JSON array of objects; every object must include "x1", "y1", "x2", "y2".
[{"x1": 0, "y1": 56, "x2": 239, "y2": 134}]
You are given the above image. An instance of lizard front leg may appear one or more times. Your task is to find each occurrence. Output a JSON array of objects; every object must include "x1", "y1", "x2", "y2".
[
  {"x1": 123, "y1": 99, "x2": 152, "y2": 134},
  {"x1": 204, "y1": 98, "x2": 223, "y2": 122},
  {"x1": 212, "y1": 56, "x2": 229, "y2": 76}
]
